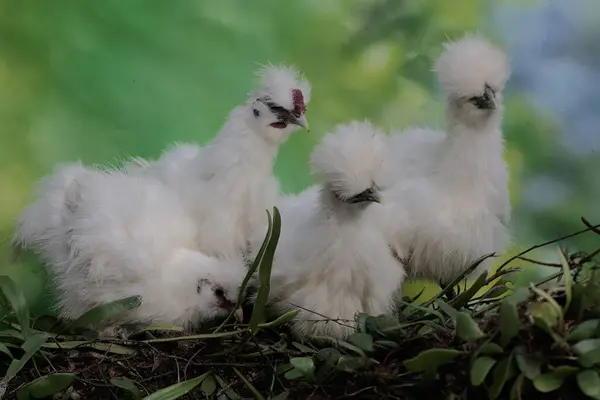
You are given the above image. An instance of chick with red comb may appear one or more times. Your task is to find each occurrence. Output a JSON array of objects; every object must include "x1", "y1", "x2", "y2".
[{"x1": 125, "y1": 64, "x2": 311, "y2": 266}]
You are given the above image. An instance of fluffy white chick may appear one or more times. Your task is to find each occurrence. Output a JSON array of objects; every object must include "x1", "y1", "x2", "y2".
[
  {"x1": 14, "y1": 162, "x2": 91, "y2": 271},
  {"x1": 265, "y1": 121, "x2": 406, "y2": 339},
  {"x1": 15, "y1": 167, "x2": 246, "y2": 331},
  {"x1": 383, "y1": 33, "x2": 512, "y2": 286},
  {"x1": 133, "y1": 65, "x2": 311, "y2": 260}
]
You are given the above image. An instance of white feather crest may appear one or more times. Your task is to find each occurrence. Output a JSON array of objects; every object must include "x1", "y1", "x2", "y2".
[
  {"x1": 310, "y1": 120, "x2": 387, "y2": 198},
  {"x1": 253, "y1": 63, "x2": 311, "y2": 110},
  {"x1": 434, "y1": 32, "x2": 511, "y2": 97}
]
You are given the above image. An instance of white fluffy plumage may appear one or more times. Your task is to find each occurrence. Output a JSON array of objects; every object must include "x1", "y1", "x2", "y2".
[
  {"x1": 14, "y1": 165, "x2": 246, "y2": 330},
  {"x1": 383, "y1": 33, "x2": 512, "y2": 284},
  {"x1": 263, "y1": 121, "x2": 405, "y2": 339},
  {"x1": 133, "y1": 64, "x2": 311, "y2": 260}
]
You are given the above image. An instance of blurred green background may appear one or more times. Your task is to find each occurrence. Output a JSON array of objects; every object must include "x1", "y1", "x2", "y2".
[{"x1": 1, "y1": 0, "x2": 599, "y2": 314}]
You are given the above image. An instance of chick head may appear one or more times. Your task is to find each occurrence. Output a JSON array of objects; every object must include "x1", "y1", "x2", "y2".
[
  {"x1": 434, "y1": 33, "x2": 511, "y2": 127},
  {"x1": 249, "y1": 64, "x2": 311, "y2": 142},
  {"x1": 310, "y1": 120, "x2": 387, "y2": 206},
  {"x1": 165, "y1": 250, "x2": 246, "y2": 325}
]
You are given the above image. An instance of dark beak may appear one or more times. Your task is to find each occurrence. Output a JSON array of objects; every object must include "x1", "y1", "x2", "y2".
[
  {"x1": 475, "y1": 85, "x2": 497, "y2": 110},
  {"x1": 289, "y1": 114, "x2": 309, "y2": 131},
  {"x1": 347, "y1": 186, "x2": 381, "y2": 204}
]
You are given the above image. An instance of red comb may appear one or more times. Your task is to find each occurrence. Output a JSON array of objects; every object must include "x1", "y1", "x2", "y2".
[{"x1": 292, "y1": 88, "x2": 306, "y2": 116}]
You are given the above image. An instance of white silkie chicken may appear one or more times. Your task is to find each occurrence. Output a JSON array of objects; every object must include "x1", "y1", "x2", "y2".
[
  {"x1": 383, "y1": 33, "x2": 512, "y2": 286},
  {"x1": 133, "y1": 65, "x2": 311, "y2": 260},
  {"x1": 14, "y1": 164, "x2": 246, "y2": 332},
  {"x1": 263, "y1": 121, "x2": 406, "y2": 339}
]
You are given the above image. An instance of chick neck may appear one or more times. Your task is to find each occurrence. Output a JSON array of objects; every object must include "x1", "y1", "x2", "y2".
[
  {"x1": 319, "y1": 182, "x2": 371, "y2": 222},
  {"x1": 437, "y1": 100, "x2": 505, "y2": 185},
  {"x1": 202, "y1": 105, "x2": 286, "y2": 172}
]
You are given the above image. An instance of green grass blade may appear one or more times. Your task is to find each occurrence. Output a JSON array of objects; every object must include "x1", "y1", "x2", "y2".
[
  {"x1": 422, "y1": 253, "x2": 496, "y2": 308},
  {"x1": 257, "y1": 309, "x2": 299, "y2": 329},
  {"x1": 141, "y1": 372, "x2": 209, "y2": 400},
  {"x1": 248, "y1": 207, "x2": 281, "y2": 333},
  {"x1": 5, "y1": 332, "x2": 51, "y2": 382},
  {"x1": 111, "y1": 377, "x2": 142, "y2": 399},
  {"x1": 42, "y1": 341, "x2": 137, "y2": 354},
  {"x1": 213, "y1": 208, "x2": 274, "y2": 333},
  {"x1": 71, "y1": 295, "x2": 142, "y2": 328},
  {"x1": 142, "y1": 329, "x2": 245, "y2": 343},
  {"x1": 16, "y1": 373, "x2": 75, "y2": 400},
  {"x1": 0, "y1": 275, "x2": 30, "y2": 338}
]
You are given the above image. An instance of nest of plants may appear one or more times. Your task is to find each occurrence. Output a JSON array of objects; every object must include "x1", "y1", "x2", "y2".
[{"x1": 1, "y1": 212, "x2": 600, "y2": 400}]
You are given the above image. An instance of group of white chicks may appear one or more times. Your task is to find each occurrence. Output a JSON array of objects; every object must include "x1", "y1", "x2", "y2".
[{"x1": 13, "y1": 33, "x2": 512, "y2": 340}]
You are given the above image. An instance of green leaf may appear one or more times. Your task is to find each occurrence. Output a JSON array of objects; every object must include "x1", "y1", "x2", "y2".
[
  {"x1": 510, "y1": 374, "x2": 525, "y2": 400},
  {"x1": 435, "y1": 299, "x2": 458, "y2": 319},
  {"x1": 347, "y1": 333, "x2": 374, "y2": 352},
  {"x1": 374, "y1": 340, "x2": 398, "y2": 349},
  {"x1": 71, "y1": 296, "x2": 142, "y2": 328},
  {"x1": 477, "y1": 342, "x2": 504, "y2": 356},
  {"x1": 16, "y1": 373, "x2": 75, "y2": 400},
  {"x1": 510, "y1": 373, "x2": 525, "y2": 400},
  {"x1": 248, "y1": 207, "x2": 281, "y2": 332},
  {"x1": 568, "y1": 319, "x2": 600, "y2": 342},
  {"x1": 214, "y1": 375, "x2": 241, "y2": 400},
  {"x1": 258, "y1": 309, "x2": 299, "y2": 329},
  {"x1": 577, "y1": 370, "x2": 600, "y2": 398},
  {"x1": 499, "y1": 300, "x2": 520, "y2": 346},
  {"x1": 141, "y1": 372, "x2": 209, "y2": 400},
  {"x1": 515, "y1": 352, "x2": 541, "y2": 380},
  {"x1": 533, "y1": 366, "x2": 579, "y2": 393},
  {"x1": 200, "y1": 374, "x2": 216, "y2": 396},
  {"x1": 396, "y1": 299, "x2": 445, "y2": 323},
  {"x1": 283, "y1": 369, "x2": 303, "y2": 380},
  {"x1": 488, "y1": 354, "x2": 514, "y2": 400},
  {"x1": 529, "y1": 285, "x2": 564, "y2": 326},
  {"x1": 528, "y1": 301, "x2": 560, "y2": 333},
  {"x1": 292, "y1": 342, "x2": 317, "y2": 354},
  {"x1": 455, "y1": 312, "x2": 485, "y2": 341},
  {"x1": 336, "y1": 355, "x2": 372, "y2": 373},
  {"x1": 505, "y1": 287, "x2": 531, "y2": 306},
  {"x1": 373, "y1": 314, "x2": 403, "y2": 337},
  {"x1": 290, "y1": 357, "x2": 315, "y2": 379},
  {"x1": 0, "y1": 275, "x2": 30, "y2": 337},
  {"x1": 449, "y1": 270, "x2": 488, "y2": 309},
  {"x1": 0, "y1": 342, "x2": 13, "y2": 359},
  {"x1": 0, "y1": 329, "x2": 24, "y2": 340},
  {"x1": 557, "y1": 247, "x2": 573, "y2": 313},
  {"x1": 111, "y1": 377, "x2": 142, "y2": 399},
  {"x1": 470, "y1": 356, "x2": 497, "y2": 386},
  {"x1": 480, "y1": 285, "x2": 510, "y2": 300},
  {"x1": 404, "y1": 348, "x2": 460, "y2": 375},
  {"x1": 573, "y1": 339, "x2": 600, "y2": 367},
  {"x1": 312, "y1": 336, "x2": 365, "y2": 357},
  {"x1": 270, "y1": 392, "x2": 290, "y2": 400},
  {"x1": 42, "y1": 341, "x2": 137, "y2": 355},
  {"x1": 315, "y1": 347, "x2": 342, "y2": 378},
  {"x1": 6, "y1": 333, "x2": 51, "y2": 382}
]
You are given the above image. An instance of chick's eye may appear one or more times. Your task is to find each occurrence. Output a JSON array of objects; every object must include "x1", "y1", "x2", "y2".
[{"x1": 214, "y1": 288, "x2": 225, "y2": 298}]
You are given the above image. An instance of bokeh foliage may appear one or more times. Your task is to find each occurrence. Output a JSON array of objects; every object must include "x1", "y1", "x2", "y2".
[{"x1": 0, "y1": 0, "x2": 592, "y2": 311}]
